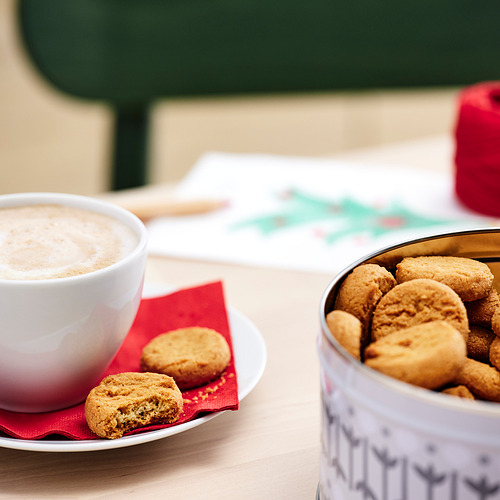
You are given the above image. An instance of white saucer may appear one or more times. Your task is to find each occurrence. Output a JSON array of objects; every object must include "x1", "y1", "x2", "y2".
[{"x1": 0, "y1": 284, "x2": 267, "y2": 452}]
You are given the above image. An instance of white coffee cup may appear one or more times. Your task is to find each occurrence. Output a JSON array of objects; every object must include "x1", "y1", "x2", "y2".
[{"x1": 0, "y1": 193, "x2": 148, "y2": 413}]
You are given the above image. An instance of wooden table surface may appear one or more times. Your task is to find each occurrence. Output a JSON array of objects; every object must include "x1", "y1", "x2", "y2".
[{"x1": 0, "y1": 136, "x2": 454, "y2": 499}]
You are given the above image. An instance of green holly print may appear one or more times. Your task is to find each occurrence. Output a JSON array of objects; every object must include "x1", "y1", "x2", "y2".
[{"x1": 231, "y1": 189, "x2": 457, "y2": 244}]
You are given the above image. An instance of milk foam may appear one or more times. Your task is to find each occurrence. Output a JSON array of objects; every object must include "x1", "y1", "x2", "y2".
[{"x1": 0, "y1": 204, "x2": 138, "y2": 280}]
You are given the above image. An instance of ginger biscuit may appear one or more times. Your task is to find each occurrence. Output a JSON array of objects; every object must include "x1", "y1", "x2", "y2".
[
  {"x1": 395, "y1": 255, "x2": 493, "y2": 302},
  {"x1": 441, "y1": 385, "x2": 475, "y2": 399},
  {"x1": 85, "y1": 372, "x2": 183, "y2": 439},
  {"x1": 491, "y1": 307, "x2": 500, "y2": 337},
  {"x1": 467, "y1": 325, "x2": 496, "y2": 364},
  {"x1": 325, "y1": 310, "x2": 362, "y2": 360},
  {"x1": 456, "y1": 358, "x2": 500, "y2": 402},
  {"x1": 364, "y1": 321, "x2": 467, "y2": 390},
  {"x1": 466, "y1": 288, "x2": 500, "y2": 328},
  {"x1": 371, "y1": 278, "x2": 469, "y2": 342},
  {"x1": 489, "y1": 336, "x2": 500, "y2": 370},
  {"x1": 141, "y1": 327, "x2": 231, "y2": 390},
  {"x1": 334, "y1": 264, "x2": 396, "y2": 346}
]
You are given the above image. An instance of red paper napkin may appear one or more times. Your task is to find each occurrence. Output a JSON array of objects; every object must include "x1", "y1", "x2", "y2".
[{"x1": 0, "y1": 281, "x2": 239, "y2": 440}]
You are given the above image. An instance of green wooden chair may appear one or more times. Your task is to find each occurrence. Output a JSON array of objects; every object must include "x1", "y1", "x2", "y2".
[{"x1": 17, "y1": 0, "x2": 500, "y2": 190}]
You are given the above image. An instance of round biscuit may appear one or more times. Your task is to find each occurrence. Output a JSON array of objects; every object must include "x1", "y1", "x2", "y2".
[
  {"x1": 371, "y1": 278, "x2": 469, "y2": 342},
  {"x1": 466, "y1": 288, "x2": 500, "y2": 328},
  {"x1": 326, "y1": 310, "x2": 362, "y2": 360},
  {"x1": 491, "y1": 307, "x2": 500, "y2": 337},
  {"x1": 334, "y1": 263, "x2": 396, "y2": 345},
  {"x1": 395, "y1": 255, "x2": 493, "y2": 302},
  {"x1": 467, "y1": 325, "x2": 496, "y2": 364},
  {"x1": 456, "y1": 358, "x2": 500, "y2": 402},
  {"x1": 364, "y1": 321, "x2": 467, "y2": 390},
  {"x1": 140, "y1": 327, "x2": 231, "y2": 390},
  {"x1": 441, "y1": 385, "x2": 475, "y2": 399}
]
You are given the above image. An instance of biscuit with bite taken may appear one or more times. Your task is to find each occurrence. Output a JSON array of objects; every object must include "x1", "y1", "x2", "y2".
[{"x1": 85, "y1": 372, "x2": 183, "y2": 439}]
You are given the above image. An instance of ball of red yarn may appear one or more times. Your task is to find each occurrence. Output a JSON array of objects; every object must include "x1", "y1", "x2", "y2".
[{"x1": 455, "y1": 81, "x2": 500, "y2": 217}]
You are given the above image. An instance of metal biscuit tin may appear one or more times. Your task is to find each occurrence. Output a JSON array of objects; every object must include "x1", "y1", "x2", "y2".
[{"x1": 318, "y1": 228, "x2": 500, "y2": 500}]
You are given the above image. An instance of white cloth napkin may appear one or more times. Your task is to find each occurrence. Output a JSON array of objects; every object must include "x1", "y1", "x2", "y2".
[{"x1": 146, "y1": 152, "x2": 497, "y2": 275}]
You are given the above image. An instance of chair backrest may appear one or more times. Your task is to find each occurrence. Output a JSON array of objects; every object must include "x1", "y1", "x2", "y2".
[{"x1": 17, "y1": 0, "x2": 500, "y2": 189}]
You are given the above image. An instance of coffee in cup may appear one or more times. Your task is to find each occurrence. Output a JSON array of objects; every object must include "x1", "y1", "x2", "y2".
[{"x1": 0, "y1": 204, "x2": 138, "y2": 280}]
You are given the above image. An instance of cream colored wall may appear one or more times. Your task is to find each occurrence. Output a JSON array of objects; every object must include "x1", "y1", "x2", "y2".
[{"x1": 1, "y1": 0, "x2": 459, "y2": 195}]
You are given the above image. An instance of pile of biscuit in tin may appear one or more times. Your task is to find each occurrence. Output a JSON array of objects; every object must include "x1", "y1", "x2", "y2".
[{"x1": 326, "y1": 256, "x2": 500, "y2": 401}]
